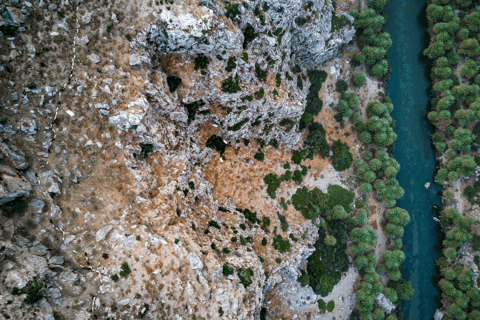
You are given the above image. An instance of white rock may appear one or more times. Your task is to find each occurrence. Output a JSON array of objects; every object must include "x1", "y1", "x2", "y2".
[
  {"x1": 424, "y1": 182, "x2": 431, "y2": 189},
  {"x1": 434, "y1": 309, "x2": 444, "y2": 320},
  {"x1": 87, "y1": 53, "x2": 100, "y2": 64},
  {"x1": 187, "y1": 253, "x2": 203, "y2": 270},
  {"x1": 96, "y1": 225, "x2": 113, "y2": 242}
]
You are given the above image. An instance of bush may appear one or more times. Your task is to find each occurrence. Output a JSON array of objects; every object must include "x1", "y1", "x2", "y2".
[
  {"x1": 238, "y1": 268, "x2": 254, "y2": 287},
  {"x1": 167, "y1": 76, "x2": 182, "y2": 93},
  {"x1": 298, "y1": 270, "x2": 310, "y2": 286},
  {"x1": 272, "y1": 235, "x2": 291, "y2": 253},
  {"x1": 254, "y1": 151, "x2": 265, "y2": 161},
  {"x1": 326, "y1": 300, "x2": 335, "y2": 312},
  {"x1": 335, "y1": 79, "x2": 349, "y2": 93},
  {"x1": 276, "y1": 258, "x2": 282, "y2": 263},
  {"x1": 111, "y1": 274, "x2": 119, "y2": 282},
  {"x1": 331, "y1": 141, "x2": 353, "y2": 172},
  {"x1": 353, "y1": 72, "x2": 366, "y2": 87},
  {"x1": 304, "y1": 122, "x2": 330, "y2": 158},
  {"x1": 120, "y1": 263, "x2": 131, "y2": 276},
  {"x1": 226, "y1": 57, "x2": 237, "y2": 72},
  {"x1": 263, "y1": 173, "x2": 281, "y2": 198},
  {"x1": 262, "y1": 237, "x2": 268, "y2": 245},
  {"x1": 223, "y1": 264, "x2": 234, "y2": 276},
  {"x1": 243, "y1": 24, "x2": 257, "y2": 49},
  {"x1": 221, "y1": 76, "x2": 241, "y2": 93},
  {"x1": 194, "y1": 54, "x2": 209, "y2": 70},
  {"x1": 206, "y1": 135, "x2": 227, "y2": 155},
  {"x1": 305, "y1": 70, "x2": 328, "y2": 116},
  {"x1": 225, "y1": 2, "x2": 240, "y2": 18},
  {"x1": 24, "y1": 282, "x2": 44, "y2": 305}
]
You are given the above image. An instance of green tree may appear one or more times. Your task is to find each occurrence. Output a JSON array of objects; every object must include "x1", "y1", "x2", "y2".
[
  {"x1": 332, "y1": 141, "x2": 353, "y2": 172},
  {"x1": 353, "y1": 72, "x2": 367, "y2": 87}
]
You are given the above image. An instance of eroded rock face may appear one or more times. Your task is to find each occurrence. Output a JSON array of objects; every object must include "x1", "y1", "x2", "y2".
[{"x1": 0, "y1": 0, "x2": 358, "y2": 318}]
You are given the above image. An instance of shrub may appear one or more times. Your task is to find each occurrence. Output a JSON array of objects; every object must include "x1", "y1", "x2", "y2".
[
  {"x1": 353, "y1": 72, "x2": 366, "y2": 87},
  {"x1": 223, "y1": 263, "x2": 234, "y2": 276},
  {"x1": 262, "y1": 237, "x2": 268, "y2": 245},
  {"x1": 206, "y1": 135, "x2": 227, "y2": 155},
  {"x1": 298, "y1": 270, "x2": 310, "y2": 286},
  {"x1": 111, "y1": 274, "x2": 119, "y2": 282},
  {"x1": 120, "y1": 263, "x2": 131, "y2": 276},
  {"x1": 238, "y1": 268, "x2": 254, "y2": 287},
  {"x1": 331, "y1": 141, "x2": 353, "y2": 171},
  {"x1": 305, "y1": 70, "x2": 327, "y2": 116},
  {"x1": 254, "y1": 151, "x2": 265, "y2": 161},
  {"x1": 304, "y1": 122, "x2": 330, "y2": 157},
  {"x1": 221, "y1": 76, "x2": 241, "y2": 93},
  {"x1": 272, "y1": 235, "x2": 291, "y2": 253},
  {"x1": 243, "y1": 24, "x2": 257, "y2": 49},
  {"x1": 194, "y1": 54, "x2": 209, "y2": 70},
  {"x1": 231, "y1": 237, "x2": 237, "y2": 242},
  {"x1": 276, "y1": 258, "x2": 282, "y2": 263},
  {"x1": 255, "y1": 64, "x2": 268, "y2": 82},
  {"x1": 225, "y1": 2, "x2": 240, "y2": 18},
  {"x1": 335, "y1": 79, "x2": 349, "y2": 93},
  {"x1": 326, "y1": 300, "x2": 335, "y2": 312},
  {"x1": 24, "y1": 282, "x2": 44, "y2": 305},
  {"x1": 263, "y1": 173, "x2": 281, "y2": 198},
  {"x1": 11, "y1": 287, "x2": 22, "y2": 295},
  {"x1": 166, "y1": 76, "x2": 182, "y2": 93},
  {"x1": 226, "y1": 57, "x2": 237, "y2": 72}
]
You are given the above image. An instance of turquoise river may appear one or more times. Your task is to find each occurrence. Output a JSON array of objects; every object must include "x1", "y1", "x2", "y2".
[{"x1": 384, "y1": 0, "x2": 442, "y2": 319}]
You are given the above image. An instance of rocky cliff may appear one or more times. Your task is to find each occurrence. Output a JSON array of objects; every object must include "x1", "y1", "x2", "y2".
[{"x1": 0, "y1": 0, "x2": 357, "y2": 319}]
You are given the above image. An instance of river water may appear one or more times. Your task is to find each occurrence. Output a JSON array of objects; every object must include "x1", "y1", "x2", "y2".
[{"x1": 383, "y1": 0, "x2": 442, "y2": 319}]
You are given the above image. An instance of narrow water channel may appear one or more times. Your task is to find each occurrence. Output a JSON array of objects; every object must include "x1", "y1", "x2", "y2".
[{"x1": 383, "y1": 0, "x2": 443, "y2": 319}]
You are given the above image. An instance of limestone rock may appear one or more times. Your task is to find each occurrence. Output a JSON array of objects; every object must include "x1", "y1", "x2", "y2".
[
  {"x1": 96, "y1": 225, "x2": 114, "y2": 242},
  {"x1": 434, "y1": 309, "x2": 444, "y2": 320},
  {"x1": 0, "y1": 173, "x2": 31, "y2": 205},
  {"x1": 374, "y1": 293, "x2": 396, "y2": 314}
]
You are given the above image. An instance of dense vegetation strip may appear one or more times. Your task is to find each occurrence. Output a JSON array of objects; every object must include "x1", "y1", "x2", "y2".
[{"x1": 424, "y1": 0, "x2": 480, "y2": 318}]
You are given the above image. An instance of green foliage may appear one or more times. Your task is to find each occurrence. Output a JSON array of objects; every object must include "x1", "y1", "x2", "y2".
[
  {"x1": 255, "y1": 64, "x2": 268, "y2": 82},
  {"x1": 254, "y1": 150, "x2": 265, "y2": 161},
  {"x1": 273, "y1": 235, "x2": 291, "y2": 253},
  {"x1": 209, "y1": 220, "x2": 221, "y2": 229},
  {"x1": 238, "y1": 268, "x2": 254, "y2": 288},
  {"x1": 111, "y1": 274, "x2": 119, "y2": 281},
  {"x1": 11, "y1": 287, "x2": 22, "y2": 296},
  {"x1": 353, "y1": 72, "x2": 367, "y2": 87},
  {"x1": 184, "y1": 100, "x2": 205, "y2": 124},
  {"x1": 338, "y1": 92, "x2": 360, "y2": 118},
  {"x1": 228, "y1": 118, "x2": 249, "y2": 131},
  {"x1": 304, "y1": 122, "x2": 330, "y2": 157},
  {"x1": 206, "y1": 135, "x2": 227, "y2": 155},
  {"x1": 167, "y1": 76, "x2": 182, "y2": 93},
  {"x1": 194, "y1": 54, "x2": 209, "y2": 70},
  {"x1": 298, "y1": 270, "x2": 310, "y2": 286},
  {"x1": 24, "y1": 282, "x2": 44, "y2": 305},
  {"x1": 226, "y1": 57, "x2": 237, "y2": 72},
  {"x1": 120, "y1": 263, "x2": 131, "y2": 276},
  {"x1": 307, "y1": 219, "x2": 354, "y2": 296},
  {"x1": 332, "y1": 141, "x2": 353, "y2": 171},
  {"x1": 264, "y1": 173, "x2": 281, "y2": 198},
  {"x1": 277, "y1": 212, "x2": 289, "y2": 231},
  {"x1": 223, "y1": 264, "x2": 234, "y2": 276},
  {"x1": 221, "y1": 76, "x2": 241, "y2": 93},
  {"x1": 326, "y1": 300, "x2": 335, "y2": 312},
  {"x1": 305, "y1": 70, "x2": 328, "y2": 116},
  {"x1": 336, "y1": 79, "x2": 349, "y2": 93},
  {"x1": 243, "y1": 24, "x2": 257, "y2": 49},
  {"x1": 276, "y1": 73, "x2": 282, "y2": 87},
  {"x1": 325, "y1": 235, "x2": 337, "y2": 246},
  {"x1": 225, "y1": 2, "x2": 239, "y2": 18}
]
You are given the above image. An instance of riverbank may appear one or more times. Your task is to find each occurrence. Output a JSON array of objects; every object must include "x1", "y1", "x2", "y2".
[{"x1": 423, "y1": 0, "x2": 480, "y2": 318}]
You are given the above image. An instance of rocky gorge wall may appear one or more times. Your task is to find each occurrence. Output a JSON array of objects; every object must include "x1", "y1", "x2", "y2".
[{"x1": 0, "y1": 0, "x2": 361, "y2": 319}]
